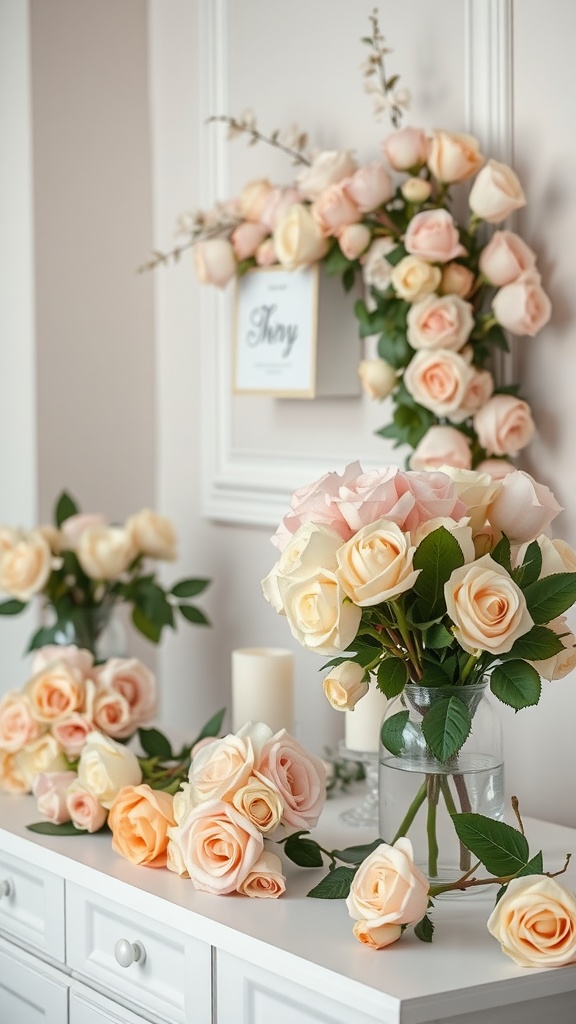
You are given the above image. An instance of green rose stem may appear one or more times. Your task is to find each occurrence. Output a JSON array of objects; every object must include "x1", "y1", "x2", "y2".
[
  {"x1": 426, "y1": 775, "x2": 440, "y2": 877},
  {"x1": 429, "y1": 854, "x2": 572, "y2": 900},
  {"x1": 440, "y1": 776, "x2": 471, "y2": 872},
  {"x1": 390, "y1": 600, "x2": 422, "y2": 679},
  {"x1": 391, "y1": 780, "x2": 427, "y2": 844}
]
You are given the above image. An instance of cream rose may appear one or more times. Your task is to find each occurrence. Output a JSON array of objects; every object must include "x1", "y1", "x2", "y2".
[
  {"x1": 77, "y1": 525, "x2": 135, "y2": 580},
  {"x1": 445, "y1": 554, "x2": 533, "y2": 654},
  {"x1": 361, "y1": 237, "x2": 397, "y2": 291},
  {"x1": 475, "y1": 458, "x2": 516, "y2": 480},
  {"x1": 94, "y1": 657, "x2": 157, "y2": 732},
  {"x1": 479, "y1": 230, "x2": 536, "y2": 286},
  {"x1": 336, "y1": 518, "x2": 419, "y2": 607},
  {"x1": 346, "y1": 838, "x2": 429, "y2": 928},
  {"x1": 108, "y1": 784, "x2": 176, "y2": 868},
  {"x1": 391, "y1": 256, "x2": 441, "y2": 302},
  {"x1": 125, "y1": 509, "x2": 177, "y2": 561},
  {"x1": 311, "y1": 183, "x2": 361, "y2": 236},
  {"x1": 492, "y1": 274, "x2": 551, "y2": 336},
  {"x1": 66, "y1": 781, "x2": 108, "y2": 832},
  {"x1": 274, "y1": 204, "x2": 329, "y2": 268},
  {"x1": 60, "y1": 513, "x2": 107, "y2": 549},
  {"x1": 259, "y1": 186, "x2": 301, "y2": 232},
  {"x1": 469, "y1": 159, "x2": 526, "y2": 223},
  {"x1": 32, "y1": 770, "x2": 76, "y2": 824},
  {"x1": 296, "y1": 150, "x2": 357, "y2": 201},
  {"x1": 439, "y1": 467, "x2": 502, "y2": 532},
  {"x1": 262, "y1": 523, "x2": 343, "y2": 614},
  {"x1": 15, "y1": 734, "x2": 67, "y2": 790},
  {"x1": 344, "y1": 163, "x2": 393, "y2": 211},
  {"x1": 382, "y1": 127, "x2": 428, "y2": 171},
  {"x1": 427, "y1": 130, "x2": 484, "y2": 183},
  {"x1": 166, "y1": 836, "x2": 190, "y2": 877},
  {"x1": 238, "y1": 178, "x2": 274, "y2": 221},
  {"x1": 170, "y1": 798, "x2": 264, "y2": 894},
  {"x1": 338, "y1": 223, "x2": 371, "y2": 261},
  {"x1": 278, "y1": 568, "x2": 362, "y2": 656},
  {"x1": 439, "y1": 263, "x2": 475, "y2": 298},
  {"x1": 322, "y1": 662, "x2": 369, "y2": 712},
  {"x1": 407, "y1": 293, "x2": 474, "y2": 351},
  {"x1": 0, "y1": 692, "x2": 43, "y2": 752},
  {"x1": 358, "y1": 359, "x2": 397, "y2": 400},
  {"x1": 531, "y1": 615, "x2": 576, "y2": 680},
  {"x1": 77, "y1": 731, "x2": 142, "y2": 809},
  {"x1": 258, "y1": 729, "x2": 326, "y2": 829},
  {"x1": 231, "y1": 776, "x2": 283, "y2": 833},
  {"x1": 404, "y1": 209, "x2": 466, "y2": 263},
  {"x1": 401, "y1": 177, "x2": 432, "y2": 203},
  {"x1": 0, "y1": 530, "x2": 52, "y2": 601},
  {"x1": 488, "y1": 470, "x2": 562, "y2": 544},
  {"x1": 473, "y1": 395, "x2": 535, "y2": 456},
  {"x1": 194, "y1": 238, "x2": 237, "y2": 288},
  {"x1": 409, "y1": 426, "x2": 472, "y2": 471},
  {"x1": 236, "y1": 850, "x2": 286, "y2": 899},
  {"x1": 404, "y1": 349, "x2": 475, "y2": 419},
  {"x1": 25, "y1": 661, "x2": 85, "y2": 724},
  {"x1": 487, "y1": 875, "x2": 576, "y2": 967}
]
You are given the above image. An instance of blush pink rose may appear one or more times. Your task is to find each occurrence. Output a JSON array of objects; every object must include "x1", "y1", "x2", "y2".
[
  {"x1": 404, "y1": 209, "x2": 467, "y2": 263},
  {"x1": 469, "y1": 159, "x2": 526, "y2": 223},
  {"x1": 31, "y1": 644, "x2": 94, "y2": 677},
  {"x1": 402, "y1": 471, "x2": 468, "y2": 531},
  {"x1": 91, "y1": 687, "x2": 133, "y2": 739},
  {"x1": 94, "y1": 658, "x2": 157, "y2": 730},
  {"x1": 492, "y1": 273, "x2": 552, "y2": 336},
  {"x1": 25, "y1": 661, "x2": 85, "y2": 724},
  {"x1": 170, "y1": 799, "x2": 264, "y2": 894},
  {"x1": 382, "y1": 127, "x2": 428, "y2": 171},
  {"x1": 259, "y1": 186, "x2": 301, "y2": 231},
  {"x1": 475, "y1": 458, "x2": 516, "y2": 480},
  {"x1": 473, "y1": 395, "x2": 535, "y2": 456},
  {"x1": 231, "y1": 221, "x2": 269, "y2": 260},
  {"x1": 451, "y1": 368, "x2": 494, "y2": 423},
  {"x1": 257, "y1": 729, "x2": 326, "y2": 829},
  {"x1": 338, "y1": 223, "x2": 372, "y2": 260},
  {"x1": 479, "y1": 230, "x2": 536, "y2": 286},
  {"x1": 255, "y1": 238, "x2": 277, "y2": 266},
  {"x1": 311, "y1": 182, "x2": 361, "y2": 236},
  {"x1": 488, "y1": 470, "x2": 563, "y2": 544},
  {"x1": 52, "y1": 713, "x2": 94, "y2": 757},
  {"x1": 427, "y1": 130, "x2": 484, "y2": 183},
  {"x1": 344, "y1": 163, "x2": 393, "y2": 211},
  {"x1": 60, "y1": 513, "x2": 108, "y2": 549},
  {"x1": 66, "y1": 781, "x2": 108, "y2": 832},
  {"x1": 409, "y1": 426, "x2": 472, "y2": 471},
  {"x1": 296, "y1": 150, "x2": 357, "y2": 201},
  {"x1": 271, "y1": 462, "x2": 363, "y2": 550},
  {"x1": 0, "y1": 692, "x2": 43, "y2": 752},
  {"x1": 194, "y1": 238, "x2": 237, "y2": 288},
  {"x1": 236, "y1": 850, "x2": 286, "y2": 899},
  {"x1": 404, "y1": 349, "x2": 475, "y2": 418},
  {"x1": 407, "y1": 294, "x2": 474, "y2": 351},
  {"x1": 32, "y1": 770, "x2": 76, "y2": 824},
  {"x1": 333, "y1": 467, "x2": 415, "y2": 533},
  {"x1": 238, "y1": 178, "x2": 274, "y2": 222}
]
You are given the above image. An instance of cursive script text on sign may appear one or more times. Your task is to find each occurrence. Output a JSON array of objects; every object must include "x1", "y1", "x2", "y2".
[{"x1": 245, "y1": 304, "x2": 298, "y2": 358}]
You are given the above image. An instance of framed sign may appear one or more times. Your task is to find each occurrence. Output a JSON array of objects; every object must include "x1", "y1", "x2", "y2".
[{"x1": 233, "y1": 264, "x2": 319, "y2": 397}]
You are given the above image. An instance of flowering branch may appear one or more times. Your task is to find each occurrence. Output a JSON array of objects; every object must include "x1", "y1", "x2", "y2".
[
  {"x1": 206, "y1": 112, "x2": 311, "y2": 166},
  {"x1": 360, "y1": 8, "x2": 410, "y2": 126}
]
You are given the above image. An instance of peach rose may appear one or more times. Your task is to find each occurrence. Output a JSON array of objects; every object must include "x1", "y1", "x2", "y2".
[
  {"x1": 231, "y1": 221, "x2": 269, "y2": 260},
  {"x1": 262, "y1": 522, "x2": 343, "y2": 614},
  {"x1": 407, "y1": 294, "x2": 474, "y2": 351},
  {"x1": 445, "y1": 554, "x2": 533, "y2": 654},
  {"x1": 25, "y1": 661, "x2": 85, "y2": 724},
  {"x1": 60, "y1": 513, "x2": 107, "y2": 549},
  {"x1": 66, "y1": 781, "x2": 108, "y2": 832},
  {"x1": 530, "y1": 615, "x2": 576, "y2": 681},
  {"x1": 488, "y1": 470, "x2": 563, "y2": 544},
  {"x1": 91, "y1": 687, "x2": 132, "y2": 739},
  {"x1": 346, "y1": 838, "x2": 429, "y2": 927},
  {"x1": 474, "y1": 395, "x2": 535, "y2": 457},
  {"x1": 344, "y1": 163, "x2": 393, "y2": 211},
  {"x1": 52, "y1": 714, "x2": 94, "y2": 758},
  {"x1": 15, "y1": 734, "x2": 67, "y2": 789},
  {"x1": 311, "y1": 182, "x2": 361, "y2": 236},
  {"x1": 338, "y1": 223, "x2": 371, "y2": 260},
  {"x1": 170, "y1": 798, "x2": 264, "y2": 894},
  {"x1": 361, "y1": 237, "x2": 397, "y2": 290},
  {"x1": 0, "y1": 530, "x2": 52, "y2": 601},
  {"x1": 77, "y1": 525, "x2": 136, "y2": 580},
  {"x1": 77, "y1": 731, "x2": 142, "y2": 809},
  {"x1": 452, "y1": 369, "x2": 494, "y2": 422},
  {"x1": 236, "y1": 850, "x2": 286, "y2": 899},
  {"x1": 125, "y1": 509, "x2": 177, "y2": 561},
  {"x1": 404, "y1": 349, "x2": 475, "y2": 418},
  {"x1": 0, "y1": 692, "x2": 43, "y2": 752},
  {"x1": 358, "y1": 358, "x2": 397, "y2": 400},
  {"x1": 439, "y1": 263, "x2": 475, "y2": 298},
  {"x1": 469, "y1": 159, "x2": 526, "y2": 223},
  {"x1": 352, "y1": 921, "x2": 403, "y2": 950},
  {"x1": 278, "y1": 568, "x2": 362, "y2": 656},
  {"x1": 0, "y1": 750, "x2": 28, "y2": 793},
  {"x1": 194, "y1": 238, "x2": 237, "y2": 288},
  {"x1": 0, "y1": 526, "x2": 20, "y2": 554},
  {"x1": 427, "y1": 130, "x2": 484, "y2": 183},
  {"x1": 231, "y1": 776, "x2": 283, "y2": 834},
  {"x1": 404, "y1": 210, "x2": 466, "y2": 263},
  {"x1": 31, "y1": 644, "x2": 94, "y2": 677},
  {"x1": 188, "y1": 728, "x2": 265, "y2": 804},
  {"x1": 336, "y1": 518, "x2": 419, "y2": 607},
  {"x1": 94, "y1": 658, "x2": 157, "y2": 731},
  {"x1": 108, "y1": 784, "x2": 175, "y2": 867},
  {"x1": 391, "y1": 257, "x2": 441, "y2": 302},
  {"x1": 409, "y1": 426, "x2": 472, "y2": 471},
  {"x1": 322, "y1": 662, "x2": 369, "y2": 712},
  {"x1": 259, "y1": 186, "x2": 301, "y2": 232},
  {"x1": 479, "y1": 230, "x2": 536, "y2": 286},
  {"x1": 296, "y1": 150, "x2": 357, "y2": 201},
  {"x1": 492, "y1": 274, "x2": 551, "y2": 336},
  {"x1": 32, "y1": 770, "x2": 76, "y2": 824},
  {"x1": 238, "y1": 178, "x2": 274, "y2": 221},
  {"x1": 382, "y1": 127, "x2": 428, "y2": 171},
  {"x1": 475, "y1": 458, "x2": 516, "y2": 480},
  {"x1": 487, "y1": 875, "x2": 576, "y2": 967},
  {"x1": 258, "y1": 729, "x2": 326, "y2": 829},
  {"x1": 274, "y1": 204, "x2": 329, "y2": 268},
  {"x1": 401, "y1": 177, "x2": 432, "y2": 203}
]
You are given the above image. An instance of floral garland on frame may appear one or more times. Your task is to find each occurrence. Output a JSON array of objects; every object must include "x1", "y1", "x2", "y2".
[{"x1": 141, "y1": 10, "x2": 551, "y2": 474}]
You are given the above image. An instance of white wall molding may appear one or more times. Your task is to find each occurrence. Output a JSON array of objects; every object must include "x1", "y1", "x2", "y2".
[{"x1": 465, "y1": 0, "x2": 514, "y2": 163}]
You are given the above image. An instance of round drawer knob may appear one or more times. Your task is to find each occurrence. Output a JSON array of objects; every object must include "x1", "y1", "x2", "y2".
[
  {"x1": 0, "y1": 880, "x2": 11, "y2": 899},
  {"x1": 114, "y1": 938, "x2": 146, "y2": 968}
]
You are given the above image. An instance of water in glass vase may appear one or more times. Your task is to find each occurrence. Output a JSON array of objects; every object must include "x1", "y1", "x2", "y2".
[{"x1": 379, "y1": 752, "x2": 505, "y2": 888}]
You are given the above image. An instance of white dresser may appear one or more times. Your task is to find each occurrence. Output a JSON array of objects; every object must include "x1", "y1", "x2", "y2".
[{"x1": 1, "y1": 789, "x2": 576, "y2": 1024}]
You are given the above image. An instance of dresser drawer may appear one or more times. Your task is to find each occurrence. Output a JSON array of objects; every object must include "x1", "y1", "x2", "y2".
[
  {"x1": 66, "y1": 881, "x2": 212, "y2": 1024},
  {"x1": 0, "y1": 848, "x2": 65, "y2": 961}
]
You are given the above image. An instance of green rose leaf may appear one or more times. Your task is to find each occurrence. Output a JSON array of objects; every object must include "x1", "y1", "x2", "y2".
[
  {"x1": 414, "y1": 914, "x2": 435, "y2": 943},
  {"x1": 179, "y1": 604, "x2": 211, "y2": 626},
  {"x1": 524, "y1": 572, "x2": 576, "y2": 624},
  {"x1": 377, "y1": 658, "x2": 408, "y2": 699},
  {"x1": 170, "y1": 578, "x2": 211, "y2": 599},
  {"x1": 330, "y1": 839, "x2": 383, "y2": 865},
  {"x1": 27, "y1": 821, "x2": 96, "y2": 836},
  {"x1": 452, "y1": 813, "x2": 530, "y2": 876},
  {"x1": 490, "y1": 661, "x2": 541, "y2": 710},
  {"x1": 512, "y1": 540, "x2": 542, "y2": 589},
  {"x1": 384, "y1": 244, "x2": 407, "y2": 266},
  {"x1": 0, "y1": 599, "x2": 27, "y2": 616},
  {"x1": 506, "y1": 625, "x2": 564, "y2": 661},
  {"x1": 194, "y1": 707, "x2": 226, "y2": 743},
  {"x1": 284, "y1": 832, "x2": 324, "y2": 869},
  {"x1": 491, "y1": 536, "x2": 512, "y2": 574},
  {"x1": 138, "y1": 727, "x2": 173, "y2": 760},
  {"x1": 131, "y1": 606, "x2": 162, "y2": 643},
  {"x1": 54, "y1": 490, "x2": 79, "y2": 527},
  {"x1": 421, "y1": 696, "x2": 471, "y2": 761},
  {"x1": 307, "y1": 866, "x2": 357, "y2": 899},
  {"x1": 380, "y1": 710, "x2": 409, "y2": 756},
  {"x1": 424, "y1": 623, "x2": 454, "y2": 650},
  {"x1": 413, "y1": 527, "x2": 464, "y2": 619}
]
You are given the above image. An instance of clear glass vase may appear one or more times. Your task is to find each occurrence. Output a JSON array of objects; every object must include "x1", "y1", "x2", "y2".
[
  {"x1": 378, "y1": 680, "x2": 504, "y2": 888},
  {"x1": 46, "y1": 605, "x2": 126, "y2": 661}
]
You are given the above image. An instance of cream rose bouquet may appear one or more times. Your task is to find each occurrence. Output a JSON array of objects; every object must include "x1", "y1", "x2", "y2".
[
  {"x1": 142, "y1": 11, "x2": 550, "y2": 471},
  {"x1": 0, "y1": 490, "x2": 210, "y2": 655}
]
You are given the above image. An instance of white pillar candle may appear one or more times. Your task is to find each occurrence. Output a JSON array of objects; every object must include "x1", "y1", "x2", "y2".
[
  {"x1": 231, "y1": 647, "x2": 295, "y2": 735},
  {"x1": 345, "y1": 685, "x2": 388, "y2": 754}
]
